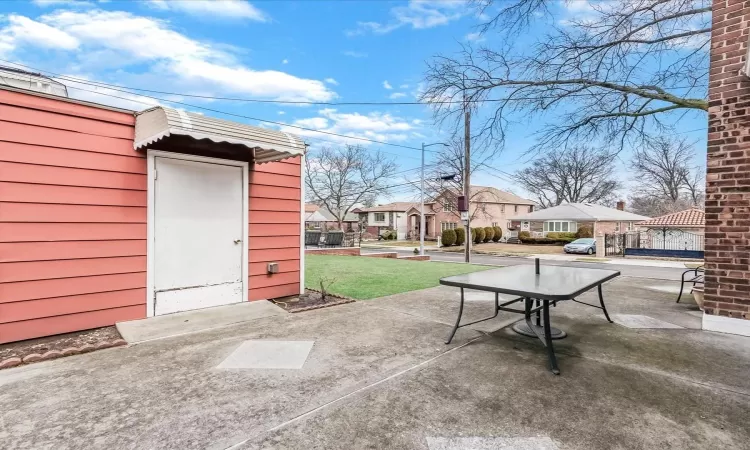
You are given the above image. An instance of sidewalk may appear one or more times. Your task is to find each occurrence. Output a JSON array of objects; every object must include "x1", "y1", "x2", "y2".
[{"x1": 530, "y1": 253, "x2": 699, "y2": 268}]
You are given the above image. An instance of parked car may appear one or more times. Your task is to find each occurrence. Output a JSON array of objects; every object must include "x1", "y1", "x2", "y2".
[{"x1": 564, "y1": 238, "x2": 596, "y2": 255}]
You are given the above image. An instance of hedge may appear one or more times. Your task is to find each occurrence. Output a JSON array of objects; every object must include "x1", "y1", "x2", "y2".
[
  {"x1": 441, "y1": 229, "x2": 457, "y2": 246},
  {"x1": 492, "y1": 226, "x2": 502, "y2": 242},
  {"x1": 545, "y1": 232, "x2": 576, "y2": 243},
  {"x1": 473, "y1": 227, "x2": 485, "y2": 244},
  {"x1": 518, "y1": 231, "x2": 531, "y2": 240},
  {"x1": 519, "y1": 237, "x2": 571, "y2": 246},
  {"x1": 455, "y1": 227, "x2": 466, "y2": 246},
  {"x1": 576, "y1": 225, "x2": 593, "y2": 238},
  {"x1": 483, "y1": 227, "x2": 494, "y2": 242}
]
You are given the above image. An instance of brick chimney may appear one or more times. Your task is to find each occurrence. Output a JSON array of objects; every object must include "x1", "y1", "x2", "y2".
[
  {"x1": 615, "y1": 201, "x2": 625, "y2": 211},
  {"x1": 704, "y1": 0, "x2": 750, "y2": 335}
]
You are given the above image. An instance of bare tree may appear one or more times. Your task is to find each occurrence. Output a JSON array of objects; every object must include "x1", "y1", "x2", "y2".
[
  {"x1": 422, "y1": 0, "x2": 709, "y2": 153},
  {"x1": 305, "y1": 145, "x2": 397, "y2": 229},
  {"x1": 407, "y1": 137, "x2": 499, "y2": 221},
  {"x1": 628, "y1": 136, "x2": 704, "y2": 215},
  {"x1": 513, "y1": 146, "x2": 621, "y2": 207}
]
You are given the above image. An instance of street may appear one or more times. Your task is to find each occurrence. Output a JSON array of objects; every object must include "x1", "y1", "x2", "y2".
[{"x1": 360, "y1": 247, "x2": 687, "y2": 281}]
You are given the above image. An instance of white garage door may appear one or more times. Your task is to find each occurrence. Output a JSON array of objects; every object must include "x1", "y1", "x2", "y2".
[{"x1": 153, "y1": 156, "x2": 246, "y2": 316}]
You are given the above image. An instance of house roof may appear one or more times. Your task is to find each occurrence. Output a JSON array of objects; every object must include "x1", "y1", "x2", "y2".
[
  {"x1": 305, "y1": 211, "x2": 329, "y2": 222},
  {"x1": 469, "y1": 186, "x2": 536, "y2": 205},
  {"x1": 636, "y1": 208, "x2": 705, "y2": 228},
  {"x1": 305, "y1": 204, "x2": 319, "y2": 213},
  {"x1": 358, "y1": 202, "x2": 416, "y2": 213},
  {"x1": 318, "y1": 207, "x2": 359, "y2": 222},
  {"x1": 514, "y1": 203, "x2": 650, "y2": 222}
]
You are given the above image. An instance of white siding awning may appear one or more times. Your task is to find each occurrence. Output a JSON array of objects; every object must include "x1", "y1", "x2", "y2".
[{"x1": 134, "y1": 106, "x2": 305, "y2": 163}]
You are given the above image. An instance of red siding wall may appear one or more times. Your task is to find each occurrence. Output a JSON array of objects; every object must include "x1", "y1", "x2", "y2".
[
  {"x1": 0, "y1": 89, "x2": 146, "y2": 343},
  {"x1": 0, "y1": 88, "x2": 302, "y2": 344},
  {"x1": 248, "y1": 157, "x2": 302, "y2": 300}
]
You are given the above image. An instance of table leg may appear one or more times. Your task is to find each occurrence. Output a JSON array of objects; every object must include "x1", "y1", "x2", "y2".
[
  {"x1": 598, "y1": 284, "x2": 613, "y2": 323},
  {"x1": 445, "y1": 287, "x2": 465, "y2": 344},
  {"x1": 542, "y1": 300, "x2": 560, "y2": 375},
  {"x1": 535, "y1": 299, "x2": 541, "y2": 327}
]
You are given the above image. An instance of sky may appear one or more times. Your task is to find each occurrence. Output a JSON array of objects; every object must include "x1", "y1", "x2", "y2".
[{"x1": 0, "y1": 0, "x2": 708, "y2": 204}]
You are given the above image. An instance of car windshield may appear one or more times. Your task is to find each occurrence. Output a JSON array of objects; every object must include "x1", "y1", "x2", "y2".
[{"x1": 571, "y1": 238, "x2": 595, "y2": 245}]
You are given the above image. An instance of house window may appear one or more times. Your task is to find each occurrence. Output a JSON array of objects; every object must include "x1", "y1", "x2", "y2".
[
  {"x1": 441, "y1": 222, "x2": 457, "y2": 231},
  {"x1": 528, "y1": 205, "x2": 534, "y2": 213},
  {"x1": 374, "y1": 213, "x2": 385, "y2": 222},
  {"x1": 500, "y1": 205, "x2": 505, "y2": 213},
  {"x1": 514, "y1": 205, "x2": 518, "y2": 213},
  {"x1": 627, "y1": 222, "x2": 633, "y2": 231},
  {"x1": 615, "y1": 222, "x2": 621, "y2": 232},
  {"x1": 492, "y1": 222, "x2": 499, "y2": 227},
  {"x1": 544, "y1": 221, "x2": 577, "y2": 234},
  {"x1": 444, "y1": 202, "x2": 456, "y2": 212}
]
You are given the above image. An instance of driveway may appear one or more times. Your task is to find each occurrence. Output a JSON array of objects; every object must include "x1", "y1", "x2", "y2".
[{"x1": 1, "y1": 278, "x2": 748, "y2": 449}]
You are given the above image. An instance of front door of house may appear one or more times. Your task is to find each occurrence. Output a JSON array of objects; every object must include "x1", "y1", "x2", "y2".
[{"x1": 153, "y1": 156, "x2": 245, "y2": 315}]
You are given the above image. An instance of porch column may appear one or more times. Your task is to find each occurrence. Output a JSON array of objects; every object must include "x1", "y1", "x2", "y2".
[{"x1": 703, "y1": 0, "x2": 750, "y2": 336}]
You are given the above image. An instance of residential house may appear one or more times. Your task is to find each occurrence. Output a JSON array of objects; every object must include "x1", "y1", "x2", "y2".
[
  {"x1": 0, "y1": 85, "x2": 305, "y2": 344},
  {"x1": 357, "y1": 202, "x2": 415, "y2": 239},
  {"x1": 513, "y1": 202, "x2": 649, "y2": 237},
  {"x1": 304, "y1": 204, "x2": 360, "y2": 231},
  {"x1": 402, "y1": 186, "x2": 536, "y2": 240},
  {"x1": 636, "y1": 208, "x2": 705, "y2": 251}
]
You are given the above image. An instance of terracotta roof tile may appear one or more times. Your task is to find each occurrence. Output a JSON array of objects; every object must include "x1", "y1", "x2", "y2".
[{"x1": 637, "y1": 208, "x2": 705, "y2": 228}]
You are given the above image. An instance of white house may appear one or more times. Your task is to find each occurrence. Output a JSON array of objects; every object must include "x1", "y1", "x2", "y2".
[{"x1": 356, "y1": 202, "x2": 414, "y2": 239}]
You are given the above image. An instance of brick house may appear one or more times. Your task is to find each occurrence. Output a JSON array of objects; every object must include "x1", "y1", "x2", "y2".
[
  {"x1": 513, "y1": 202, "x2": 649, "y2": 237},
  {"x1": 400, "y1": 186, "x2": 536, "y2": 240},
  {"x1": 703, "y1": 0, "x2": 750, "y2": 336}
]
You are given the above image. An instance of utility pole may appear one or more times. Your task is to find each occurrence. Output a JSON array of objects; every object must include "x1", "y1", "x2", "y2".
[
  {"x1": 420, "y1": 143, "x2": 426, "y2": 256},
  {"x1": 463, "y1": 96, "x2": 471, "y2": 264}
]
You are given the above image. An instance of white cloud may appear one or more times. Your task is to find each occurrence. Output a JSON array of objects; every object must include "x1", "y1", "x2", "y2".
[
  {"x1": 282, "y1": 59, "x2": 288, "y2": 64},
  {"x1": 278, "y1": 111, "x2": 285, "y2": 115},
  {"x1": 0, "y1": 14, "x2": 80, "y2": 54},
  {"x1": 342, "y1": 50, "x2": 367, "y2": 58},
  {"x1": 399, "y1": 84, "x2": 409, "y2": 89},
  {"x1": 324, "y1": 77, "x2": 338, "y2": 85},
  {"x1": 8, "y1": 9, "x2": 336, "y2": 102},
  {"x1": 383, "y1": 80, "x2": 393, "y2": 90},
  {"x1": 147, "y1": 0, "x2": 268, "y2": 21},
  {"x1": 389, "y1": 92, "x2": 406, "y2": 99},
  {"x1": 279, "y1": 108, "x2": 414, "y2": 145},
  {"x1": 563, "y1": 0, "x2": 596, "y2": 12},
  {"x1": 346, "y1": 0, "x2": 468, "y2": 36},
  {"x1": 465, "y1": 31, "x2": 484, "y2": 42}
]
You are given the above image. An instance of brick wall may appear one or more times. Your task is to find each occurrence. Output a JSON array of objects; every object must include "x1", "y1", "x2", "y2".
[{"x1": 705, "y1": 0, "x2": 750, "y2": 319}]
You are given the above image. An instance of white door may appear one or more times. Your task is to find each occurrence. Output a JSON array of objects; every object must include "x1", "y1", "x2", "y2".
[{"x1": 153, "y1": 156, "x2": 245, "y2": 315}]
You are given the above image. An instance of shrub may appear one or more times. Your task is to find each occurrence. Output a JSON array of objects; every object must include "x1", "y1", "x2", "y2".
[
  {"x1": 518, "y1": 231, "x2": 531, "y2": 240},
  {"x1": 473, "y1": 227, "x2": 485, "y2": 244},
  {"x1": 441, "y1": 229, "x2": 457, "y2": 246},
  {"x1": 576, "y1": 225, "x2": 593, "y2": 238},
  {"x1": 483, "y1": 226, "x2": 494, "y2": 242},
  {"x1": 492, "y1": 226, "x2": 502, "y2": 242},
  {"x1": 455, "y1": 227, "x2": 466, "y2": 246}
]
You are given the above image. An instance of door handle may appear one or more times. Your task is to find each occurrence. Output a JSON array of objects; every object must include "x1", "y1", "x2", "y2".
[{"x1": 234, "y1": 239, "x2": 242, "y2": 244}]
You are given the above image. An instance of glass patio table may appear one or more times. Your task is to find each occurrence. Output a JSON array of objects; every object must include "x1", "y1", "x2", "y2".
[{"x1": 440, "y1": 264, "x2": 620, "y2": 374}]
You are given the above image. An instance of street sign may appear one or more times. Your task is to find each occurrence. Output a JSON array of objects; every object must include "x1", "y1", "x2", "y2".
[{"x1": 460, "y1": 211, "x2": 468, "y2": 221}]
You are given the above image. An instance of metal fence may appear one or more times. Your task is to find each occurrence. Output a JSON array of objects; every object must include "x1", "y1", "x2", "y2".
[{"x1": 604, "y1": 230, "x2": 704, "y2": 259}]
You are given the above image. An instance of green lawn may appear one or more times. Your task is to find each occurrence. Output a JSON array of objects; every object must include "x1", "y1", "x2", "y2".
[{"x1": 305, "y1": 255, "x2": 493, "y2": 300}]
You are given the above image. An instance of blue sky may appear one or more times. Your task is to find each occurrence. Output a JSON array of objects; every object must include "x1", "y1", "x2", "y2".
[{"x1": 0, "y1": 0, "x2": 707, "y2": 202}]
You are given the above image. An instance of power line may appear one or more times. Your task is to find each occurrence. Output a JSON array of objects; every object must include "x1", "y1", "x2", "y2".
[{"x1": 0, "y1": 58, "x2": 707, "y2": 107}]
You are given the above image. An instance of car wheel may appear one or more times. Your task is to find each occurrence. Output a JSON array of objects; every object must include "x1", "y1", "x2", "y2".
[{"x1": 587, "y1": 248, "x2": 594, "y2": 255}]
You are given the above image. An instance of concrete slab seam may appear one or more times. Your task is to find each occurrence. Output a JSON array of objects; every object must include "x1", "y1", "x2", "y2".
[{"x1": 222, "y1": 335, "x2": 486, "y2": 450}]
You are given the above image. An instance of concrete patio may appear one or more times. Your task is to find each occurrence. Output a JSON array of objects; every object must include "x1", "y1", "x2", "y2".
[{"x1": 0, "y1": 277, "x2": 748, "y2": 450}]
